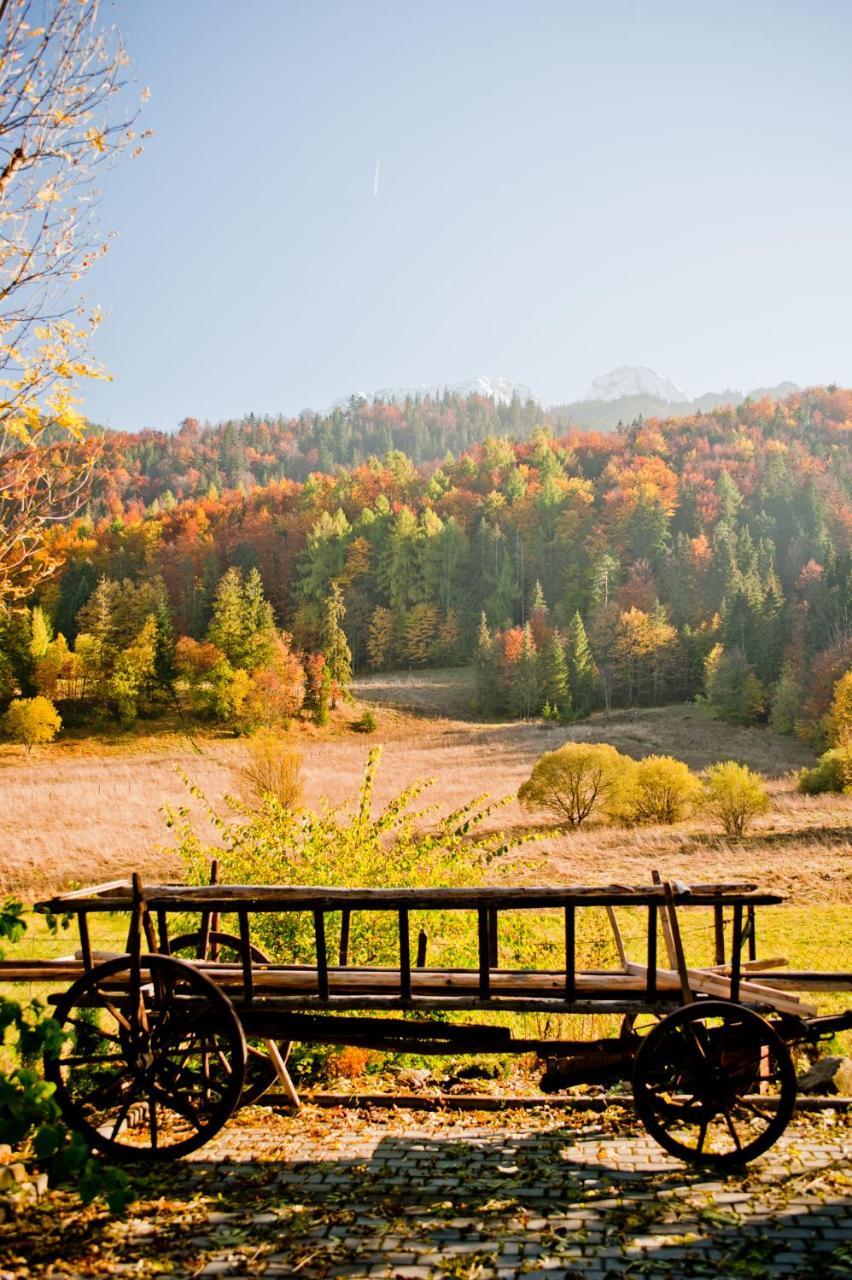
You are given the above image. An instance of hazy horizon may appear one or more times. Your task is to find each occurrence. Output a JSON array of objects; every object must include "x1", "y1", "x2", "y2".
[{"x1": 81, "y1": 1, "x2": 852, "y2": 431}]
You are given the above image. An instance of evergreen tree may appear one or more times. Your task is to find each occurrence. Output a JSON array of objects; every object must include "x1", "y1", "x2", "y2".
[
  {"x1": 566, "y1": 611, "x2": 595, "y2": 716},
  {"x1": 153, "y1": 598, "x2": 177, "y2": 692},
  {"x1": 207, "y1": 566, "x2": 276, "y2": 671},
  {"x1": 540, "y1": 634, "x2": 571, "y2": 718},
  {"x1": 508, "y1": 623, "x2": 540, "y2": 719},
  {"x1": 321, "y1": 581, "x2": 352, "y2": 707},
  {"x1": 473, "y1": 612, "x2": 500, "y2": 715}
]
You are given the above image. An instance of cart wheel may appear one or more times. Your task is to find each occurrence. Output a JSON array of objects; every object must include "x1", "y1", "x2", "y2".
[
  {"x1": 632, "y1": 1000, "x2": 796, "y2": 1169},
  {"x1": 167, "y1": 931, "x2": 283, "y2": 1107},
  {"x1": 45, "y1": 955, "x2": 246, "y2": 1162},
  {"x1": 619, "y1": 1011, "x2": 660, "y2": 1041}
]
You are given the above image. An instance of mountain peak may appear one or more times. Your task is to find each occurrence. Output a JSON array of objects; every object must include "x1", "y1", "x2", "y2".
[
  {"x1": 583, "y1": 366, "x2": 688, "y2": 404},
  {"x1": 330, "y1": 376, "x2": 537, "y2": 411}
]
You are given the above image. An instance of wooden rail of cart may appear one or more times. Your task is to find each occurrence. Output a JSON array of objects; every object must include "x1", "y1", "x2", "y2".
[{"x1": 2, "y1": 871, "x2": 850, "y2": 1170}]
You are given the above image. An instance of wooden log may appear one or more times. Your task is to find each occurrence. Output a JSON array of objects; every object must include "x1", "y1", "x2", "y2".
[
  {"x1": 662, "y1": 878, "x2": 693, "y2": 1004},
  {"x1": 238, "y1": 911, "x2": 253, "y2": 1003},
  {"x1": 314, "y1": 910, "x2": 328, "y2": 1000},
  {"x1": 646, "y1": 903, "x2": 657, "y2": 1000},
  {"x1": 565, "y1": 903, "x2": 575, "y2": 999},
  {"x1": 35, "y1": 883, "x2": 784, "y2": 914},
  {"x1": 339, "y1": 909, "x2": 351, "y2": 966},
  {"x1": 624, "y1": 961, "x2": 818, "y2": 1017},
  {"x1": 398, "y1": 909, "x2": 411, "y2": 1001},
  {"x1": 605, "y1": 906, "x2": 628, "y2": 970},
  {"x1": 77, "y1": 911, "x2": 92, "y2": 971},
  {"x1": 714, "y1": 902, "x2": 725, "y2": 965},
  {"x1": 264, "y1": 1039, "x2": 300, "y2": 1109},
  {"x1": 477, "y1": 908, "x2": 490, "y2": 999}
]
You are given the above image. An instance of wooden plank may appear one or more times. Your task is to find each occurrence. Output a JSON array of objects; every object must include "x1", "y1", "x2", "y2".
[
  {"x1": 339, "y1": 909, "x2": 351, "y2": 966},
  {"x1": 238, "y1": 911, "x2": 253, "y2": 1004},
  {"x1": 565, "y1": 903, "x2": 575, "y2": 999},
  {"x1": 747, "y1": 903, "x2": 757, "y2": 962},
  {"x1": 156, "y1": 909, "x2": 169, "y2": 955},
  {"x1": 36, "y1": 883, "x2": 785, "y2": 913},
  {"x1": 314, "y1": 910, "x2": 329, "y2": 1000},
  {"x1": 646, "y1": 903, "x2": 657, "y2": 1000},
  {"x1": 662, "y1": 880, "x2": 693, "y2": 1004},
  {"x1": 398, "y1": 909, "x2": 411, "y2": 1001},
  {"x1": 416, "y1": 929, "x2": 428, "y2": 967},
  {"x1": 714, "y1": 903, "x2": 725, "y2": 966},
  {"x1": 624, "y1": 962, "x2": 818, "y2": 1017},
  {"x1": 651, "y1": 870, "x2": 678, "y2": 970},
  {"x1": 77, "y1": 911, "x2": 92, "y2": 972},
  {"x1": 605, "y1": 906, "x2": 628, "y2": 970},
  {"x1": 488, "y1": 907, "x2": 499, "y2": 967},
  {"x1": 731, "y1": 903, "x2": 743, "y2": 1003},
  {"x1": 264, "y1": 1039, "x2": 300, "y2": 1109},
  {"x1": 477, "y1": 908, "x2": 490, "y2": 1000}
]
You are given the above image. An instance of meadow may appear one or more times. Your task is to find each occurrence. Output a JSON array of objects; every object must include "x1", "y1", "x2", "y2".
[
  {"x1": 1, "y1": 678, "x2": 849, "y2": 1070},
  {"x1": 0, "y1": 677, "x2": 849, "y2": 908}
]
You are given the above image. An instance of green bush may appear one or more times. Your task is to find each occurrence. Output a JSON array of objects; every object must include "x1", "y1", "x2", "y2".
[
  {"x1": 627, "y1": 755, "x2": 702, "y2": 824},
  {"x1": 798, "y1": 744, "x2": 852, "y2": 795},
  {"x1": 0, "y1": 901, "x2": 132, "y2": 1213},
  {"x1": 703, "y1": 760, "x2": 769, "y2": 837},
  {"x1": 168, "y1": 746, "x2": 529, "y2": 970},
  {"x1": 517, "y1": 742, "x2": 636, "y2": 829},
  {"x1": 352, "y1": 710, "x2": 377, "y2": 733}
]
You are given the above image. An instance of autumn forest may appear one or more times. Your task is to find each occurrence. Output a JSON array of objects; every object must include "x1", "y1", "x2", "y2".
[{"x1": 0, "y1": 385, "x2": 848, "y2": 748}]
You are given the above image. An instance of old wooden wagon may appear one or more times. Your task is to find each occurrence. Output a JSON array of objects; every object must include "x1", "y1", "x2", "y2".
[{"x1": 3, "y1": 871, "x2": 850, "y2": 1170}]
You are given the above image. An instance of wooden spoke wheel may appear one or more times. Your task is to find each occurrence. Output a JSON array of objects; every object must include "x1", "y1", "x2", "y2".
[
  {"x1": 632, "y1": 1000, "x2": 796, "y2": 1169},
  {"x1": 45, "y1": 955, "x2": 246, "y2": 1162},
  {"x1": 167, "y1": 931, "x2": 283, "y2": 1107},
  {"x1": 619, "y1": 1011, "x2": 661, "y2": 1041}
]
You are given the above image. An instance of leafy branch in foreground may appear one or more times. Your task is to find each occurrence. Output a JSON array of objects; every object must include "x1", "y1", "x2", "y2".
[{"x1": 0, "y1": 898, "x2": 132, "y2": 1214}]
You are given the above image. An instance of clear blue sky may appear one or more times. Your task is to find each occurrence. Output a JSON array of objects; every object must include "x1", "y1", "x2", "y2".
[{"x1": 83, "y1": 0, "x2": 852, "y2": 431}]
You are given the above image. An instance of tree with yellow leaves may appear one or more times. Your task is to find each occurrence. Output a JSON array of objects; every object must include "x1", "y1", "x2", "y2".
[{"x1": 0, "y1": 0, "x2": 146, "y2": 604}]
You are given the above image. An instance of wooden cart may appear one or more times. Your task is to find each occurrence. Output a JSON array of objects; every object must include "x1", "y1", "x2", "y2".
[{"x1": 3, "y1": 872, "x2": 850, "y2": 1170}]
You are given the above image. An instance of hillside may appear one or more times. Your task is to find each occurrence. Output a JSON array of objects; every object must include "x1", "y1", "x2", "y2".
[{"x1": 0, "y1": 385, "x2": 848, "y2": 769}]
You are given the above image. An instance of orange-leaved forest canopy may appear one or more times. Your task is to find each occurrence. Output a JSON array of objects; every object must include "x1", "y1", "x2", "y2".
[{"x1": 5, "y1": 386, "x2": 851, "y2": 733}]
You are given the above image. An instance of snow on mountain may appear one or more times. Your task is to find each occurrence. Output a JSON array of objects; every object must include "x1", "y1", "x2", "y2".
[
  {"x1": 331, "y1": 376, "x2": 538, "y2": 411},
  {"x1": 583, "y1": 366, "x2": 688, "y2": 404}
]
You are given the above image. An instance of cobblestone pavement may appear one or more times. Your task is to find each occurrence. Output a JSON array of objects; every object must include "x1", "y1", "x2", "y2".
[{"x1": 174, "y1": 1104, "x2": 851, "y2": 1280}]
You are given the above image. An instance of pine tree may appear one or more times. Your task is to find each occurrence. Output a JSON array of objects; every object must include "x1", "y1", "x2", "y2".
[
  {"x1": 207, "y1": 566, "x2": 276, "y2": 671},
  {"x1": 508, "y1": 623, "x2": 540, "y2": 719},
  {"x1": 540, "y1": 634, "x2": 571, "y2": 719},
  {"x1": 321, "y1": 581, "x2": 352, "y2": 708},
  {"x1": 566, "y1": 611, "x2": 595, "y2": 717},
  {"x1": 473, "y1": 612, "x2": 500, "y2": 715},
  {"x1": 367, "y1": 606, "x2": 395, "y2": 670},
  {"x1": 153, "y1": 598, "x2": 177, "y2": 692}
]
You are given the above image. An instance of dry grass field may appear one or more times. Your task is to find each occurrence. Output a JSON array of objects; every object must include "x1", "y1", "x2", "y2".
[{"x1": 0, "y1": 677, "x2": 849, "y2": 908}]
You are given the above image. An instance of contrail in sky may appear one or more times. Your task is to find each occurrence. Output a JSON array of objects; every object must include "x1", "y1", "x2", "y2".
[{"x1": 373, "y1": 154, "x2": 380, "y2": 198}]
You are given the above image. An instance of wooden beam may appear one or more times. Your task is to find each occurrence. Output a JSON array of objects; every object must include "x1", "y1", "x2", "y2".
[
  {"x1": 605, "y1": 906, "x2": 628, "y2": 970},
  {"x1": 477, "y1": 908, "x2": 490, "y2": 1000},
  {"x1": 398, "y1": 909, "x2": 411, "y2": 1001},
  {"x1": 564, "y1": 903, "x2": 575, "y2": 1000},
  {"x1": 662, "y1": 879, "x2": 693, "y2": 1004},
  {"x1": 339, "y1": 909, "x2": 351, "y2": 966},
  {"x1": 646, "y1": 903, "x2": 657, "y2": 1000},
  {"x1": 314, "y1": 910, "x2": 329, "y2": 1001},
  {"x1": 264, "y1": 1039, "x2": 300, "y2": 1109},
  {"x1": 238, "y1": 910, "x2": 253, "y2": 1004}
]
